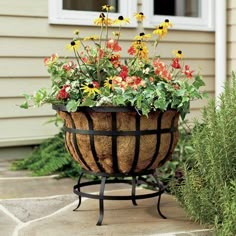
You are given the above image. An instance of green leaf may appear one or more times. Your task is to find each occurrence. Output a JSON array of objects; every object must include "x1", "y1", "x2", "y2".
[
  {"x1": 20, "y1": 101, "x2": 29, "y2": 109},
  {"x1": 66, "y1": 100, "x2": 80, "y2": 112},
  {"x1": 81, "y1": 98, "x2": 96, "y2": 107},
  {"x1": 154, "y1": 97, "x2": 167, "y2": 110},
  {"x1": 192, "y1": 75, "x2": 205, "y2": 89},
  {"x1": 112, "y1": 95, "x2": 126, "y2": 105},
  {"x1": 22, "y1": 94, "x2": 31, "y2": 100}
]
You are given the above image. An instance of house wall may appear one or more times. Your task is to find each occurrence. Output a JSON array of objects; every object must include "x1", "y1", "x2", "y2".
[
  {"x1": 0, "y1": 0, "x2": 215, "y2": 156},
  {"x1": 228, "y1": 0, "x2": 236, "y2": 76}
]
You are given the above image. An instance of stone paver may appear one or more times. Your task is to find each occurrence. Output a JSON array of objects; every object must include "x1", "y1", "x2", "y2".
[
  {"x1": 0, "y1": 205, "x2": 20, "y2": 236},
  {"x1": 0, "y1": 195, "x2": 77, "y2": 222},
  {"x1": 0, "y1": 161, "x2": 30, "y2": 178},
  {"x1": 0, "y1": 160, "x2": 213, "y2": 236},
  {"x1": 15, "y1": 189, "x2": 212, "y2": 236}
]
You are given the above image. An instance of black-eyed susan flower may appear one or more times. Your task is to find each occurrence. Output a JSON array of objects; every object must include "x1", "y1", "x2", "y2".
[
  {"x1": 73, "y1": 29, "x2": 80, "y2": 35},
  {"x1": 113, "y1": 16, "x2": 130, "y2": 25},
  {"x1": 161, "y1": 19, "x2": 173, "y2": 28},
  {"x1": 66, "y1": 40, "x2": 80, "y2": 51},
  {"x1": 94, "y1": 13, "x2": 113, "y2": 26},
  {"x1": 172, "y1": 50, "x2": 184, "y2": 59},
  {"x1": 104, "y1": 77, "x2": 114, "y2": 89},
  {"x1": 134, "y1": 12, "x2": 145, "y2": 22},
  {"x1": 81, "y1": 82, "x2": 101, "y2": 97},
  {"x1": 102, "y1": 5, "x2": 113, "y2": 11},
  {"x1": 83, "y1": 35, "x2": 98, "y2": 41},
  {"x1": 130, "y1": 41, "x2": 149, "y2": 59},
  {"x1": 153, "y1": 25, "x2": 168, "y2": 39},
  {"x1": 134, "y1": 32, "x2": 151, "y2": 40},
  {"x1": 112, "y1": 31, "x2": 121, "y2": 37}
]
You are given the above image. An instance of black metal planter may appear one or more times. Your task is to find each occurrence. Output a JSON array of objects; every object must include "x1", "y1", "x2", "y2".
[
  {"x1": 73, "y1": 169, "x2": 166, "y2": 226},
  {"x1": 53, "y1": 105, "x2": 179, "y2": 225}
]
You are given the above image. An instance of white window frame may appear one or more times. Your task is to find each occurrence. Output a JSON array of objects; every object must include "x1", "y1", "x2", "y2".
[
  {"x1": 48, "y1": 0, "x2": 137, "y2": 27},
  {"x1": 142, "y1": 0, "x2": 215, "y2": 31}
]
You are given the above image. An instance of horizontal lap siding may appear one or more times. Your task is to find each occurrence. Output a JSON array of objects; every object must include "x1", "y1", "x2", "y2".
[
  {"x1": 228, "y1": 1, "x2": 236, "y2": 78},
  {"x1": 0, "y1": 0, "x2": 215, "y2": 147}
]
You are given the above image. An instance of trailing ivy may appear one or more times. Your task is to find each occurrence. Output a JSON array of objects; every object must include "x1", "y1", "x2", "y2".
[{"x1": 172, "y1": 73, "x2": 236, "y2": 236}]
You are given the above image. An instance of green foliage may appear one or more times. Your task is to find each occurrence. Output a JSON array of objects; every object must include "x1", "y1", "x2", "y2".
[
  {"x1": 20, "y1": 10, "x2": 206, "y2": 119},
  {"x1": 12, "y1": 131, "x2": 82, "y2": 178},
  {"x1": 156, "y1": 121, "x2": 193, "y2": 187},
  {"x1": 172, "y1": 72, "x2": 236, "y2": 236}
]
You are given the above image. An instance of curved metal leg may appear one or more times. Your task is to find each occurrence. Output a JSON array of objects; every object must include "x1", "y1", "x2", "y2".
[
  {"x1": 96, "y1": 176, "x2": 107, "y2": 226},
  {"x1": 157, "y1": 193, "x2": 167, "y2": 219},
  {"x1": 149, "y1": 174, "x2": 167, "y2": 219},
  {"x1": 131, "y1": 176, "x2": 138, "y2": 206},
  {"x1": 73, "y1": 172, "x2": 84, "y2": 211}
]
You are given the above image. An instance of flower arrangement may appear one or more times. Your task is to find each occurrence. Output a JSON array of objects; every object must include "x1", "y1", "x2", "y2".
[{"x1": 21, "y1": 5, "x2": 205, "y2": 119}]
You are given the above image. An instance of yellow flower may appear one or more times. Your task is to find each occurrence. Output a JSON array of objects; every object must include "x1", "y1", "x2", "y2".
[
  {"x1": 172, "y1": 50, "x2": 184, "y2": 59},
  {"x1": 113, "y1": 16, "x2": 130, "y2": 25},
  {"x1": 134, "y1": 12, "x2": 145, "y2": 22},
  {"x1": 104, "y1": 77, "x2": 114, "y2": 89},
  {"x1": 161, "y1": 19, "x2": 173, "y2": 28},
  {"x1": 102, "y1": 5, "x2": 113, "y2": 11},
  {"x1": 94, "y1": 13, "x2": 113, "y2": 26},
  {"x1": 131, "y1": 41, "x2": 149, "y2": 59},
  {"x1": 81, "y1": 82, "x2": 101, "y2": 97},
  {"x1": 73, "y1": 29, "x2": 80, "y2": 35},
  {"x1": 112, "y1": 31, "x2": 121, "y2": 37},
  {"x1": 83, "y1": 35, "x2": 98, "y2": 41},
  {"x1": 134, "y1": 32, "x2": 151, "y2": 41},
  {"x1": 153, "y1": 25, "x2": 168, "y2": 39},
  {"x1": 65, "y1": 40, "x2": 80, "y2": 51}
]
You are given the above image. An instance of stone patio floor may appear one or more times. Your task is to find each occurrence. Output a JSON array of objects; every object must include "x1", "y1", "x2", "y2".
[{"x1": 0, "y1": 160, "x2": 214, "y2": 236}]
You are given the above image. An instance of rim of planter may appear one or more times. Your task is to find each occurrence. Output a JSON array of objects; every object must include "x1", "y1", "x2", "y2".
[{"x1": 52, "y1": 104, "x2": 177, "y2": 113}]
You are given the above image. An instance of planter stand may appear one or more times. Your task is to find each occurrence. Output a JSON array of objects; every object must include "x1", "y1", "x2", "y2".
[{"x1": 73, "y1": 169, "x2": 166, "y2": 226}]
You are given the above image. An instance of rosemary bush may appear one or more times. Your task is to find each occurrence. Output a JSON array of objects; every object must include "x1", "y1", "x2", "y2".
[{"x1": 173, "y1": 73, "x2": 236, "y2": 236}]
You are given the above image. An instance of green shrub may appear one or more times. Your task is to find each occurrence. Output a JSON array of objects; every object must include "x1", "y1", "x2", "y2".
[
  {"x1": 12, "y1": 131, "x2": 82, "y2": 177},
  {"x1": 173, "y1": 73, "x2": 236, "y2": 236}
]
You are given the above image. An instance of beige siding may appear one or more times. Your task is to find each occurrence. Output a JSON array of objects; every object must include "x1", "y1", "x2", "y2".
[
  {"x1": 228, "y1": 1, "x2": 236, "y2": 77},
  {"x1": 0, "y1": 0, "x2": 215, "y2": 148}
]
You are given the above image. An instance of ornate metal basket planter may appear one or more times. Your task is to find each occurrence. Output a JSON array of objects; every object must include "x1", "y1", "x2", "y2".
[{"x1": 53, "y1": 105, "x2": 180, "y2": 225}]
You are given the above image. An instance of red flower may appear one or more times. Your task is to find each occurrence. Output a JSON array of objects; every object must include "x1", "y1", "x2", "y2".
[
  {"x1": 56, "y1": 85, "x2": 70, "y2": 100},
  {"x1": 171, "y1": 58, "x2": 181, "y2": 69},
  {"x1": 109, "y1": 54, "x2": 121, "y2": 68},
  {"x1": 99, "y1": 49, "x2": 104, "y2": 59},
  {"x1": 134, "y1": 77, "x2": 141, "y2": 85},
  {"x1": 44, "y1": 54, "x2": 58, "y2": 66},
  {"x1": 63, "y1": 61, "x2": 76, "y2": 71},
  {"x1": 92, "y1": 81, "x2": 99, "y2": 88},
  {"x1": 173, "y1": 84, "x2": 180, "y2": 90},
  {"x1": 106, "y1": 39, "x2": 122, "y2": 52},
  {"x1": 119, "y1": 65, "x2": 128, "y2": 80},
  {"x1": 127, "y1": 46, "x2": 136, "y2": 55},
  {"x1": 183, "y1": 65, "x2": 194, "y2": 79}
]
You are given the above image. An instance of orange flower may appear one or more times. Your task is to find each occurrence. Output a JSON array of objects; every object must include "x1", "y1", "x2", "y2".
[{"x1": 106, "y1": 39, "x2": 122, "y2": 52}]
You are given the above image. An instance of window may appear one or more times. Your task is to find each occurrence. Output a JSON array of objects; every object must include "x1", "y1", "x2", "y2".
[
  {"x1": 62, "y1": 0, "x2": 119, "y2": 12},
  {"x1": 49, "y1": 0, "x2": 137, "y2": 27},
  {"x1": 142, "y1": 0, "x2": 214, "y2": 31}
]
